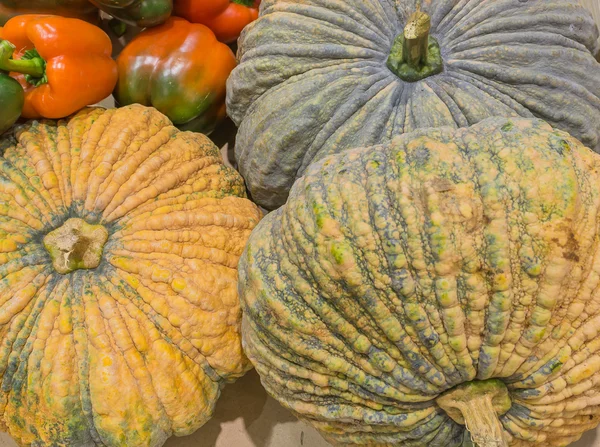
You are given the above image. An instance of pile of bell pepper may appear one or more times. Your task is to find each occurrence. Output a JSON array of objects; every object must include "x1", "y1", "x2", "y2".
[{"x1": 0, "y1": 0, "x2": 261, "y2": 135}]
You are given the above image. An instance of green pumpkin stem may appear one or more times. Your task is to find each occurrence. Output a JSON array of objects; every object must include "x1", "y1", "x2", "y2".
[
  {"x1": 44, "y1": 218, "x2": 109, "y2": 275},
  {"x1": 0, "y1": 40, "x2": 47, "y2": 86},
  {"x1": 436, "y1": 379, "x2": 511, "y2": 447},
  {"x1": 387, "y1": 10, "x2": 443, "y2": 82}
]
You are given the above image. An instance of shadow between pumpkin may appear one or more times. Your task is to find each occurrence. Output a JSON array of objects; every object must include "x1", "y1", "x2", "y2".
[{"x1": 164, "y1": 369, "x2": 300, "y2": 447}]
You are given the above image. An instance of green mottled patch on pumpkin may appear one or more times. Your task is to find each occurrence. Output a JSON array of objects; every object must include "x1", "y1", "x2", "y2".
[
  {"x1": 313, "y1": 201, "x2": 328, "y2": 229},
  {"x1": 549, "y1": 135, "x2": 572, "y2": 156},
  {"x1": 330, "y1": 241, "x2": 347, "y2": 265}
]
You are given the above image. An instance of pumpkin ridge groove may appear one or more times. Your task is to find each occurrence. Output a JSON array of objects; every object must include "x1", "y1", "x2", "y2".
[
  {"x1": 108, "y1": 271, "x2": 223, "y2": 382},
  {"x1": 89, "y1": 123, "x2": 175, "y2": 216},
  {"x1": 264, "y1": 0, "x2": 398, "y2": 43},
  {"x1": 37, "y1": 123, "x2": 66, "y2": 211},
  {"x1": 313, "y1": 151, "x2": 447, "y2": 387},
  {"x1": 276, "y1": 193, "x2": 412, "y2": 389},
  {"x1": 392, "y1": 83, "x2": 410, "y2": 134},
  {"x1": 1, "y1": 274, "x2": 58, "y2": 393},
  {"x1": 265, "y1": 8, "x2": 390, "y2": 52},
  {"x1": 408, "y1": 131, "x2": 473, "y2": 382},
  {"x1": 375, "y1": 147, "x2": 456, "y2": 382},
  {"x1": 5, "y1": 274, "x2": 59, "y2": 413},
  {"x1": 442, "y1": 70, "x2": 533, "y2": 120},
  {"x1": 101, "y1": 154, "x2": 224, "y2": 222},
  {"x1": 308, "y1": 169, "x2": 409, "y2": 364},
  {"x1": 270, "y1": 191, "x2": 434, "y2": 400},
  {"x1": 92, "y1": 279, "x2": 172, "y2": 438},
  {"x1": 0, "y1": 295, "x2": 37, "y2": 385},
  {"x1": 110, "y1": 287, "x2": 174, "y2": 428},
  {"x1": 323, "y1": 155, "x2": 443, "y2": 390},
  {"x1": 372, "y1": 145, "x2": 463, "y2": 384},
  {"x1": 106, "y1": 274, "x2": 212, "y2": 387},
  {"x1": 449, "y1": 10, "x2": 598, "y2": 51},
  {"x1": 0, "y1": 158, "x2": 54, "y2": 228},
  {"x1": 447, "y1": 31, "x2": 592, "y2": 53},
  {"x1": 73, "y1": 110, "x2": 118, "y2": 214},
  {"x1": 434, "y1": 0, "x2": 477, "y2": 36},
  {"x1": 75, "y1": 273, "x2": 108, "y2": 445},
  {"x1": 423, "y1": 79, "x2": 469, "y2": 128},
  {"x1": 298, "y1": 76, "x2": 399, "y2": 176},
  {"x1": 12, "y1": 131, "x2": 62, "y2": 217}
]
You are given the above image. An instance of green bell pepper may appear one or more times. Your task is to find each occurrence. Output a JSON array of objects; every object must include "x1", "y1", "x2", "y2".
[
  {"x1": 90, "y1": 0, "x2": 172, "y2": 28},
  {"x1": 0, "y1": 0, "x2": 98, "y2": 25},
  {"x1": 0, "y1": 42, "x2": 23, "y2": 135},
  {"x1": 0, "y1": 73, "x2": 23, "y2": 135}
]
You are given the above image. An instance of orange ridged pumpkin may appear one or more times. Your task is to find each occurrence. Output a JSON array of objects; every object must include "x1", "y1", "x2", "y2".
[{"x1": 0, "y1": 105, "x2": 262, "y2": 447}]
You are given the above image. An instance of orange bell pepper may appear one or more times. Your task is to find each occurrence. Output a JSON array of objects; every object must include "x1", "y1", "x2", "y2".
[
  {"x1": 0, "y1": 15, "x2": 117, "y2": 119},
  {"x1": 174, "y1": 0, "x2": 260, "y2": 43}
]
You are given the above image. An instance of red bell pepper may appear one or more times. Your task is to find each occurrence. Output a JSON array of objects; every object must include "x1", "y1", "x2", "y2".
[{"x1": 174, "y1": 0, "x2": 260, "y2": 44}]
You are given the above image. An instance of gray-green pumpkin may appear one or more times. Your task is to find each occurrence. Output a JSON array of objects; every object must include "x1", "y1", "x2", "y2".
[
  {"x1": 226, "y1": 0, "x2": 600, "y2": 210},
  {"x1": 238, "y1": 117, "x2": 600, "y2": 447}
]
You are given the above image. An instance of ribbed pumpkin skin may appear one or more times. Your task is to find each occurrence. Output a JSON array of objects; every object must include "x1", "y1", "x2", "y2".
[
  {"x1": 0, "y1": 105, "x2": 262, "y2": 447},
  {"x1": 227, "y1": 0, "x2": 600, "y2": 209},
  {"x1": 239, "y1": 117, "x2": 600, "y2": 446}
]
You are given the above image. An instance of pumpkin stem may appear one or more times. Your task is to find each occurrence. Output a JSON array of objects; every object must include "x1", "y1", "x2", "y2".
[
  {"x1": 0, "y1": 40, "x2": 47, "y2": 86},
  {"x1": 387, "y1": 10, "x2": 443, "y2": 82},
  {"x1": 436, "y1": 379, "x2": 511, "y2": 447},
  {"x1": 403, "y1": 9, "x2": 430, "y2": 68},
  {"x1": 44, "y1": 218, "x2": 109, "y2": 275}
]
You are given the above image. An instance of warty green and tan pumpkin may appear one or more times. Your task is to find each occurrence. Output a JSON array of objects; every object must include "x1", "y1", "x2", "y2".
[
  {"x1": 226, "y1": 0, "x2": 600, "y2": 209},
  {"x1": 239, "y1": 117, "x2": 600, "y2": 447},
  {"x1": 0, "y1": 105, "x2": 262, "y2": 447}
]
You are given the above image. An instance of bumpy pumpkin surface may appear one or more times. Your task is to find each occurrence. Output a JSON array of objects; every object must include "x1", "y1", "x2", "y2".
[
  {"x1": 227, "y1": 0, "x2": 600, "y2": 209},
  {"x1": 239, "y1": 117, "x2": 600, "y2": 446},
  {"x1": 0, "y1": 105, "x2": 262, "y2": 447}
]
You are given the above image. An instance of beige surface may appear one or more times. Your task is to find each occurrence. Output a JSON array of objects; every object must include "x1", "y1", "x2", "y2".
[{"x1": 581, "y1": 0, "x2": 600, "y2": 27}]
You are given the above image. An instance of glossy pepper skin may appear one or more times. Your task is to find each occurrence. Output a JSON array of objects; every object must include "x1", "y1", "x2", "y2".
[
  {"x1": 90, "y1": 0, "x2": 172, "y2": 28},
  {"x1": 0, "y1": 0, "x2": 98, "y2": 25},
  {"x1": 0, "y1": 40, "x2": 23, "y2": 134},
  {"x1": 0, "y1": 15, "x2": 118, "y2": 119},
  {"x1": 0, "y1": 71, "x2": 24, "y2": 134},
  {"x1": 174, "y1": 0, "x2": 260, "y2": 43},
  {"x1": 115, "y1": 17, "x2": 236, "y2": 135}
]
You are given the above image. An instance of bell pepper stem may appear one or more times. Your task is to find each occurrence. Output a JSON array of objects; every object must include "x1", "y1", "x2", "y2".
[
  {"x1": 0, "y1": 40, "x2": 45, "y2": 78},
  {"x1": 231, "y1": 0, "x2": 257, "y2": 6}
]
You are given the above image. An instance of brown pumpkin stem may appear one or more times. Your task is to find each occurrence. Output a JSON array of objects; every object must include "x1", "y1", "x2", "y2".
[
  {"x1": 403, "y1": 9, "x2": 431, "y2": 69},
  {"x1": 386, "y1": 10, "x2": 443, "y2": 82},
  {"x1": 436, "y1": 379, "x2": 511, "y2": 447},
  {"x1": 44, "y1": 218, "x2": 109, "y2": 275}
]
